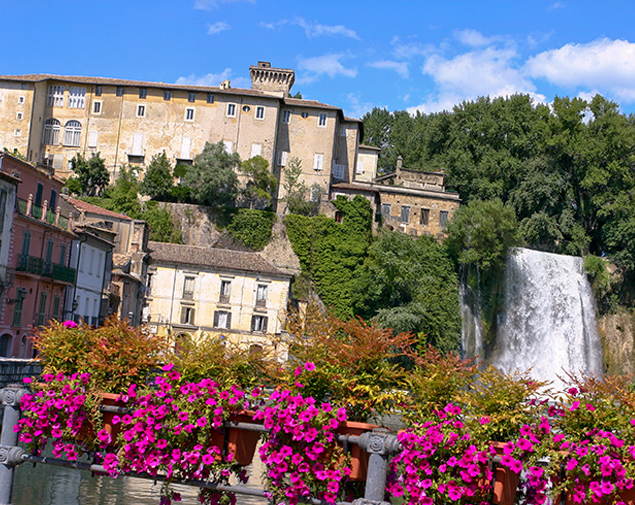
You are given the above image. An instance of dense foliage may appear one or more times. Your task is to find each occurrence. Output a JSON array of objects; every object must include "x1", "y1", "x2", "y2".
[
  {"x1": 285, "y1": 196, "x2": 373, "y2": 317},
  {"x1": 67, "y1": 153, "x2": 110, "y2": 197},
  {"x1": 362, "y1": 94, "x2": 635, "y2": 283},
  {"x1": 225, "y1": 208, "x2": 276, "y2": 251}
]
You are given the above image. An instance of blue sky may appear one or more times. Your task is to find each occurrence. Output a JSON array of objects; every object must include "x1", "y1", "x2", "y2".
[{"x1": 3, "y1": 0, "x2": 635, "y2": 117}]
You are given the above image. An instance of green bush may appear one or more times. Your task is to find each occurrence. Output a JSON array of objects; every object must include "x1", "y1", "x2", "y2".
[{"x1": 225, "y1": 208, "x2": 276, "y2": 251}]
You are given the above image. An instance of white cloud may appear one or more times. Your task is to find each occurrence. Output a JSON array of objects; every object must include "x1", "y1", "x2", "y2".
[
  {"x1": 207, "y1": 22, "x2": 230, "y2": 35},
  {"x1": 527, "y1": 38, "x2": 635, "y2": 102},
  {"x1": 409, "y1": 44, "x2": 545, "y2": 114},
  {"x1": 296, "y1": 54, "x2": 357, "y2": 84},
  {"x1": 175, "y1": 68, "x2": 249, "y2": 89},
  {"x1": 548, "y1": 2, "x2": 566, "y2": 10},
  {"x1": 194, "y1": 0, "x2": 254, "y2": 9},
  {"x1": 344, "y1": 93, "x2": 377, "y2": 119},
  {"x1": 453, "y1": 29, "x2": 495, "y2": 48},
  {"x1": 367, "y1": 60, "x2": 409, "y2": 79},
  {"x1": 391, "y1": 36, "x2": 432, "y2": 59},
  {"x1": 259, "y1": 18, "x2": 359, "y2": 40}
]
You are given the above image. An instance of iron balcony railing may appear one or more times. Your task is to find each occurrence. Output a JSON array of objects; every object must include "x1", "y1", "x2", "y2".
[
  {"x1": 17, "y1": 255, "x2": 76, "y2": 283},
  {"x1": 15, "y1": 198, "x2": 72, "y2": 231}
]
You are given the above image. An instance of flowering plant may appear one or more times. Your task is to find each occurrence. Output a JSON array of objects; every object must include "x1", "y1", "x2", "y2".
[
  {"x1": 255, "y1": 388, "x2": 351, "y2": 505},
  {"x1": 102, "y1": 364, "x2": 262, "y2": 505},
  {"x1": 16, "y1": 371, "x2": 117, "y2": 458},
  {"x1": 388, "y1": 403, "x2": 493, "y2": 505}
]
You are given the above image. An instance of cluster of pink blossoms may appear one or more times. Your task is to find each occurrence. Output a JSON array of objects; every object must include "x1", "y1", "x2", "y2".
[{"x1": 254, "y1": 389, "x2": 350, "y2": 505}]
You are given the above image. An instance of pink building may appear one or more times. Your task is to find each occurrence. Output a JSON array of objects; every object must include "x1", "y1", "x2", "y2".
[{"x1": 0, "y1": 153, "x2": 76, "y2": 357}]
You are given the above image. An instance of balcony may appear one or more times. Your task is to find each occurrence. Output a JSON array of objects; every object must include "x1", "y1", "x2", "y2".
[
  {"x1": 17, "y1": 255, "x2": 76, "y2": 283},
  {"x1": 15, "y1": 198, "x2": 72, "y2": 231}
]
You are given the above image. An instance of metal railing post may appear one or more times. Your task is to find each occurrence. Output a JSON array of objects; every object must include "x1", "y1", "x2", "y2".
[
  {"x1": 0, "y1": 386, "x2": 27, "y2": 505},
  {"x1": 353, "y1": 428, "x2": 401, "y2": 505}
]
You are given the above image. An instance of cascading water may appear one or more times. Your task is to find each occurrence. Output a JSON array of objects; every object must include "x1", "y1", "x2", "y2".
[{"x1": 462, "y1": 248, "x2": 604, "y2": 387}]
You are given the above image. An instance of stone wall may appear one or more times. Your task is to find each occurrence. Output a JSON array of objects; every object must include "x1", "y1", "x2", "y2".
[
  {"x1": 598, "y1": 309, "x2": 635, "y2": 376},
  {"x1": 0, "y1": 359, "x2": 41, "y2": 388}
]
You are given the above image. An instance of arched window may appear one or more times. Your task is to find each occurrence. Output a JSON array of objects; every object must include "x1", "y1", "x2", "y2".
[
  {"x1": 64, "y1": 120, "x2": 82, "y2": 147},
  {"x1": 42, "y1": 118, "x2": 60, "y2": 145},
  {"x1": 0, "y1": 334, "x2": 12, "y2": 357}
]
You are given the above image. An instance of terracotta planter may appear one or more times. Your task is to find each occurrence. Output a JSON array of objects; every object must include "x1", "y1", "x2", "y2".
[
  {"x1": 100, "y1": 392, "x2": 127, "y2": 441},
  {"x1": 490, "y1": 441, "x2": 521, "y2": 505},
  {"x1": 335, "y1": 421, "x2": 380, "y2": 481},
  {"x1": 212, "y1": 410, "x2": 262, "y2": 466}
]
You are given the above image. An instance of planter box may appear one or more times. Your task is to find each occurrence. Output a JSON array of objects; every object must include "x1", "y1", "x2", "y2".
[
  {"x1": 490, "y1": 441, "x2": 521, "y2": 505},
  {"x1": 212, "y1": 410, "x2": 262, "y2": 466},
  {"x1": 336, "y1": 421, "x2": 379, "y2": 481}
]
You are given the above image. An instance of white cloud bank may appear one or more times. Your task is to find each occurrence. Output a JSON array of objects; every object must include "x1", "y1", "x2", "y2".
[
  {"x1": 368, "y1": 60, "x2": 409, "y2": 79},
  {"x1": 175, "y1": 69, "x2": 250, "y2": 89},
  {"x1": 297, "y1": 54, "x2": 357, "y2": 84},
  {"x1": 194, "y1": 0, "x2": 254, "y2": 10},
  {"x1": 207, "y1": 22, "x2": 230, "y2": 35},
  {"x1": 260, "y1": 18, "x2": 359, "y2": 40}
]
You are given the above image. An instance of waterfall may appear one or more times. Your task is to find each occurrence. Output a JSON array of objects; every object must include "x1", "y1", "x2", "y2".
[{"x1": 462, "y1": 248, "x2": 604, "y2": 387}]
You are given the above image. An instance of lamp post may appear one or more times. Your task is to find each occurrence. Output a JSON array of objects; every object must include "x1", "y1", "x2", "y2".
[{"x1": 71, "y1": 299, "x2": 78, "y2": 322}]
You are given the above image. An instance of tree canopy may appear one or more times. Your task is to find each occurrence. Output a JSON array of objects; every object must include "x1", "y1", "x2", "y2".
[{"x1": 67, "y1": 153, "x2": 110, "y2": 197}]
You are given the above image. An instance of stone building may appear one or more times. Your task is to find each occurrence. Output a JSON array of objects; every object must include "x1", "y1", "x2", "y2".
[
  {"x1": 0, "y1": 62, "x2": 376, "y2": 208},
  {"x1": 144, "y1": 241, "x2": 292, "y2": 352}
]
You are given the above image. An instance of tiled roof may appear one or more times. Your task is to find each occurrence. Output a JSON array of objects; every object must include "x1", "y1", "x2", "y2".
[
  {"x1": 62, "y1": 195, "x2": 133, "y2": 220},
  {"x1": 148, "y1": 241, "x2": 291, "y2": 277}
]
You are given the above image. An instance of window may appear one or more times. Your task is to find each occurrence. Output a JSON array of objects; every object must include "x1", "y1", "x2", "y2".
[
  {"x1": 180, "y1": 306, "x2": 195, "y2": 325},
  {"x1": 255, "y1": 106, "x2": 265, "y2": 120},
  {"x1": 47, "y1": 85, "x2": 64, "y2": 107},
  {"x1": 136, "y1": 104, "x2": 146, "y2": 118},
  {"x1": 301, "y1": 112, "x2": 309, "y2": 119},
  {"x1": 95, "y1": 85, "x2": 102, "y2": 97},
  {"x1": 277, "y1": 151, "x2": 288, "y2": 167},
  {"x1": 50, "y1": 190, "x2": 57, "y2": 211},
  {"x1": 182, "y1": 276, "x2": 195, "y2": 300},
  {"x1": 226, "y1": 103, "x2": 236, "y2": 117},
  {"x1": 313, "y1": 153, "x2": 324, "y2": 171},
  {"x1": 310, "y1": 186, "x2": 321, "y2": 202},
  {"x1": 219, "y1": 280, "x2": 231, "y2": 303},
  {"x1": 439, "y1": 210, "x2": 449, "y2": 228},
  {"x1": 64, "y1": 120, "x2": 82, "y2": 146},
  {"x1": 223, "y1": 141, "x2": 233, "y2": 154},
  {"x1": 207, "y1": 93, "x2": 215, "y2": 104},
  {"x1": 332, "y1": 163, "x2": 345, "y2": 180},
  {"x1": 35, "y1": 183, "x2": 43, "y2": 207},
  {"x1": 188, "y1": 92, "x2": 196, "y2": 103},
  {"x1": 281, "y1": 110, "x2": 291, "y2": 124},
  {"x1": 52, "y1": 295, "x2": 60, "y2": 322},
  {"x1": 92, "y1": 101, "x2": 102, "y2": 114},
  {"x1": 14, "y1": 129, "x2": 21, "y2": 137},
  {"x1": 45, "y1": 239, "x2": 54, "y2": 273},
  {"x1": 18, "y1": 96, "x2": 25, "y2": 104},
  {"x1": 185, "y1": 108, "x2": 195, "y2": 121},
  {"x1": 139, "y1": 88, "x2": 147, "y2": 99},
  {"x1": 37, "y1": 292, "x2": 48, "y2": 327},
  {"x1": 42, "y1": 118, "x2": 61, "y2": 145},
  {"x1": 251, "y1": 315, "x2": 268, "y2": 332},
  {"x1": 381, "y1": 203, "x2": 391, "y2": 216},
  {"x1": 242, "y1": 105, "x2": 251, "y2": 112},
  {"x1": 59, "y1": 243, "x2": 67, "y2": 265},
  {"x1": 214, "y1": 310, "x2": 231, "y2": 329},
  {"x1": 16, "y1": 112, "x2": 23, "y2": 120},
  {"x1": 356, "y1": 161, "x2": 364, "y2": 174},
  {"x1": 318, "y1": 113, "x2": 327, "y2": 127},
  {"x1": 251, "y1": 144, "x2": 262, "y2": 158},
  {"x1": 420, "y1": 208, "x2": 430, "y2": 226},
  {"x1": 116, "y1": 86, "x2": 124, "y2": 97},
  {"x1": 256, "y1": 284, "x2": 267, "y2": 306},
  {"x1": 68, "y1": 87, "x2": 86, "y2": 108},
  {"x1": 88, "y1": 130, "x2": 98, "y2": 148},
  {"x1": 12, "y1": 288, "x2": 26, "y2": 327},
  {"x1": 163, "y1": 89, "x2": 172, "y2": 101},
  {"x1": 401, "y1": 205, "x2": 411, "y2": 224},
  {"x1": 131, "y1": 133, "x2": 144, "y2": 156},
  {"x1": 20, "y1": 231, "x2": 31, "y2": 265}
]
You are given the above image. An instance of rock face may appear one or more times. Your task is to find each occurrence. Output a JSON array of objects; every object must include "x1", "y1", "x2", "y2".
[
  {"x1": 598, "y1": 310, "x2": 635, "y2": 376},
  {"x1": 159, "y1": 202, "x2": 300, "y2": 275}
]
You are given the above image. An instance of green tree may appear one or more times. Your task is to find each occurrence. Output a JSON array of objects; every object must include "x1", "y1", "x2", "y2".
[
  {"x1": 351, "y1": 231, "x2": 462, "y2": 353},
  {"x1": 444, "y1": 198, "x2": 521, "y2": 273},
  {"x1": 139, "y1": 152, "x2": 173, "y2": 200},
  {"x1": 183, "y1": 141, "x2": 240, "y2": 208},
  {"x1": 240, "y1": 155, "x2": 278, "y2": 209},
  {"x1": 68, "y1": 153, "x2": 110, "y2": 197},
  {"x1": 225, "y1": 209, "x2": 276, "y2": 250},
  {"x1": 85, "y1": 165, "x2": 142, "y2": 218},
  {"x1": 282, "y1": 157, "x2": 317, "y2": 215},
  {"x1": 141, "y1": 201, "x2": 182, "y2": 243},
  {"x1": 170, "y1": 163, "x2": 192, "y2": 203}
]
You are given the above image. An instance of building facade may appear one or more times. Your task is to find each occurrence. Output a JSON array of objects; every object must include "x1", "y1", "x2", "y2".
[
  {"x1": 0, "y1": 153, "x2": 76, "y2": 357},
  {"x1": 0, "y1": 62, "x2": 372, "y2": 207},
  {"x1": 144, "y1": 241, "x2": 292, "y2": 352}
]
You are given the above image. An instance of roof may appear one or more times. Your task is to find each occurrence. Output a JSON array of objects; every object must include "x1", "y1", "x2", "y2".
[
  {"x1": 62, "y1": 195, "x2": 133, "y2": 221},
  {"x1": 0, "y1": 73, "x2": 356, "y2": 116},
  {"x1": 331, "y1": 183, "x2": 379, "y2": 194},
  {"x1": 359, "y1": 144, "x2": 381, "y2": 151},
  {"x1": 332, "y1": 181, "x2": 461, "y2": 201},
  {"x1": 148, "y1": 241, "x2": 291, "y2": 278},
  {"x1": 0, "y1": 152, "x2": 65, "y2": 184}
]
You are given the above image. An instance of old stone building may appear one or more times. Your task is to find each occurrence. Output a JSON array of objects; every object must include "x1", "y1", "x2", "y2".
[
  {"x1": 144, "y1": 241, "x2": 292, "y2": 352},
  {"x1": 0, "y1": 62, "x2": 376, "y2": 207}
]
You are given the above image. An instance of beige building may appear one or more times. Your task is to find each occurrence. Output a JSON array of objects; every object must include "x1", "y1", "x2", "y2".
[
  {"x1": 0, "y1": 62, "x2": 372, "y2": 207},
  {"x1": 331, "y1": 156, "x2": 461, "y2": 237},
  {"x1": 144, "y1": 241, "x2": 292, "y2": 351}
]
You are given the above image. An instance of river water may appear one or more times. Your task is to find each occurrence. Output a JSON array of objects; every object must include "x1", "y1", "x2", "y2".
[{"x1": 11, "y1": 451, "x2": 269, "y2": 505}]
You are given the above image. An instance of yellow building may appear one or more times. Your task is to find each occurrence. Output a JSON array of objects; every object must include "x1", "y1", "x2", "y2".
[
  {"x1": 144, "y1": 241, "x2": 292, "y2": 351},
  {"x1": 0, "y1": 62, "x2": 371, "y2": 206}
]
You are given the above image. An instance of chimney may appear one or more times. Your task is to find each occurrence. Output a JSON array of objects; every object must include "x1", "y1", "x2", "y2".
[
  {"x1": 219, "y1": 79, "x2": 231, "y2": 90},
  {"x1": 250, "y1": 61, "x2": 295, "y2": 97},
  {"x1": 396, "y1": 156, "x2": 403, "y2": 179}
]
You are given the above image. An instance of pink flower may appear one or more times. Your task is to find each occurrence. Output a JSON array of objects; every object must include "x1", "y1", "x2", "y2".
[
  {"x1": 304, "y1": 362, "x2": 315, "y2": 372},
  {"x1": 63, "y1": 320, "x2": 78, "y2": 328}
]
